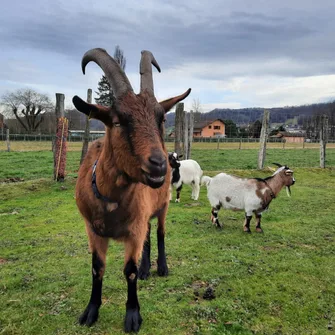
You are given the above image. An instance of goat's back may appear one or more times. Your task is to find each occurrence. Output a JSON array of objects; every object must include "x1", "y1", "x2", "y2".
[
  {"x1": 179, "y1": 159, "x2": 203, "y2": 183},
  {"x1": 206, "y1": 173, "x2": 258, "y2": 210}
]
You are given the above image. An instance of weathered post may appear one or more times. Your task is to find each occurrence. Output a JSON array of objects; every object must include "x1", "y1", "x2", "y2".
[
  {"x1": 53, "y1": 93, "x2": 65, "y2": 159},
  {"x1": 80, "y1": 89, "x2": 92, "y2": 164},
  {"x1": 187, "y1": 110, "x2": 194, "y2": 158},
  {"x1": 183, "y1": 112, "x2": 189, "y2": 159},
  {"x1": 320, "y1": 114, "x2": 328, "y2": 168},
  {"x1": 257, "y1": 110, "x2": 270, "y2": 169},
  {"x1": 174, "y1": 103, "x2": 184, "y2": 157},
  {"x1": 6, "y1": 129, "x2": 10, "y2": 152},
  {"x1": 239, "y1": 137, "x2": 242, "y2": 150},
  {"x1": 217, "y1": 137, "x2": 220, "y2": 150},
  {"x1": 54, "y1": 93, "x2": 68, "y2": 181}
]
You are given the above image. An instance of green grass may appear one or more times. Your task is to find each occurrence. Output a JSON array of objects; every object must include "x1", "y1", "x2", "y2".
[
  {"x1": 0, "y1": 150, "x2": 334, "y2": 334},
  {"x1": 1, "y1": 147, "x2": 335, "y2": 182}
]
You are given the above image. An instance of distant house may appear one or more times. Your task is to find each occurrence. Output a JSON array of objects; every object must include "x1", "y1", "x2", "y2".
[
  {"x1": 193, "y1": 119, "x2": 225, "y2": 138},
  {"x1": 271, "y1": 131, "x2": 305, "y2": 143}
]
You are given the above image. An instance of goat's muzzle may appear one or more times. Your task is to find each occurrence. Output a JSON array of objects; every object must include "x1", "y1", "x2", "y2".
[{"x1": 141, "y1": 152, "x2": 167, "y2": 188}]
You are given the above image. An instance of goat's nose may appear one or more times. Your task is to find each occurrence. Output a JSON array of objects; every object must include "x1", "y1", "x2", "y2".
[{"x1": 149, "y1": 154, "x2": 166, "y2": 167}]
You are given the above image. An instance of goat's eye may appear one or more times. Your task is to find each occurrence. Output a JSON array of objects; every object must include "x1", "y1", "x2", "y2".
[{"x1": 113, "y1": 122, "x2": 121, "y2": 127}]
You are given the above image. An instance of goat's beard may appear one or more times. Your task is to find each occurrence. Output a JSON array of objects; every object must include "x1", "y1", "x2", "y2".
[{"x1": 286, "y1": 186, "x2": 291, "y2": 197}]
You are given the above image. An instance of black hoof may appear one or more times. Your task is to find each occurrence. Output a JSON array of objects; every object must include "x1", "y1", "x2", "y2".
[
  {"x1": 138, "y1": 267, "x2": 150, "y2": 280},
  {"x1": 124, "y1": 308, "x2": 142, "y2": 333},
  {"x1": 157, "y1": 262, "x2": 169, "y2": 277},
  {"x1": 78, "y1": 303, "x2": 100, "y2": 326}
]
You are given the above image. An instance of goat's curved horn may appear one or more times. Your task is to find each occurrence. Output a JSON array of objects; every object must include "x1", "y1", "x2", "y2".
[
  {"x1": 272, "y1": 162, "x2": 282, "y2": 168},
  {"x1": 140, "y1": 50, "x2": 161, "y2": 96},
  {"x1": 82, "y1": 48, "x2": 133, "y2": 99}
]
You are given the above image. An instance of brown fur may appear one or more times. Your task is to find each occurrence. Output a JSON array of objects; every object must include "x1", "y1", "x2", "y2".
[
  {"x1": 73, "y1": 49, "x2": 191, "y2": 331},
  {"x1": 76, "y1": 92, "x2": 171, "y2": 261}
]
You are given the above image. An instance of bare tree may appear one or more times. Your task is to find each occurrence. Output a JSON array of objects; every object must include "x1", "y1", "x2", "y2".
[
  {"x1": 114, "y1": 45, "x2": 126, "y2": 71},
  {"x1": 2, "y1": 88, "x2": 53, "y2": 133},
  {"x1": 192, "y1": 98, "x2": 202, "y2": 122}
]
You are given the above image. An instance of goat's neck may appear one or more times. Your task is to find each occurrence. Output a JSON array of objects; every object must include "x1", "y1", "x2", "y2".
[
  {"x1": 265, "y1": 174, "x2": 285, "y2": 197},
  {"x1": 95, "y1": 131, "x2": 130, "y2": 200}
]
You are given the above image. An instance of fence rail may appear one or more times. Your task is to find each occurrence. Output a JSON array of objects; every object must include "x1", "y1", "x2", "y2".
[{"x1": 1, "y1": 133, "x2": 335, "y2": 144}]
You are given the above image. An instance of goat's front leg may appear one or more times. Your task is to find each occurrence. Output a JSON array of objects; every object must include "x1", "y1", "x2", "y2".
[
  {"x1": 255, "y1": 213, "x2": 263, "y2": 233},
  {"x1": 157, "y1": 204, "x2": 169, "y2": 276},
  {"x1": 124, "y1": 240, "x2": 143, "y2": 333},
  {"x1": 175, "y1": 184, "x2": 182, "y2": 203},
  {"x1": 79, "y1": 230, "x2": 109, "y2": 326},
  {"x1": 243, "y1": 213, "x2": 252, "y2": 233},
  {"x1": 211, "y1": 205, "x2": 222, "y2": 228},
  {"x1": 139, "y1": 223, "x2": 151, "y2": 280}
]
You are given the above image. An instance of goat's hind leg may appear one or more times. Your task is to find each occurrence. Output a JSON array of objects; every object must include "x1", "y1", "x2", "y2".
[
  {"x1": 157, "y1": 204, "x2": 169, "y2": 276},
  {"x1": 79, "y1": 226, "x2": 109, "y2": 326},
  {"x1": 193, "y1": 179, "x2": 200, "y2": 200},
  {"x1": 138, "y1": 223, "x2": 151, "y2": 280}
]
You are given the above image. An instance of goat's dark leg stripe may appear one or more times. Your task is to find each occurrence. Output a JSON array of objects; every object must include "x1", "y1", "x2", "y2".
[
  {"x1": 176, "y1": 184, "x2": 183, "y2": 202},
  {"x1": 244, "y1": 214, "x2": 252, "y2": 232},
  {"x1": 78, "y1": 252, "x2": 104, "y2": 326},
  {"x1": 139, "y1": 224, "x2": 151, "y2": 279},
  {"x1": 157, "y1": 224, "x2": 168, "y2": 276},
  {"x1": 124, "y1": 259, "x2": 142, "y2": 332},
  {"x1": 211, "y1": 206, "x2": 221, "y2": 228},
  {"x1": 255, "y1": 213, "x2": 263, "y2": 232}
]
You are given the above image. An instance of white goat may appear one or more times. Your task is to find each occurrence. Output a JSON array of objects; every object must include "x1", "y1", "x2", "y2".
[
  {"x1": 201, "y1": 164, "x2": 295, "y2": 232},
  {"x1": 168, "y1": 152, "x2": 203, "y2": 202}
]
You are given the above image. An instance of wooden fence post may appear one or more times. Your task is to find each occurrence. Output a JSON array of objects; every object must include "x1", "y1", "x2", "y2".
[
  {"x1": 80, "y1": 89, "x2": 92, "y2": 164},
  {"x1": 183, "y1": 112, "x2": 189, "y2": 159},
  {"x1": 257, "y1": 110, "x2": 270, "y2": 169},
  {"x1": 187, "y1": 110, "x2": 194, "y2": 158},
  {"x1": 6, "y1": 129, "x2": 10, "y2": 152},
  {"x1": 320, "y1": 114, "x2": 328, "y2": 168},
  {"x1": 174, "y1": 103, "x2": 184, "y2": 157},
  {"x1": 239, "y1": 137, "x2": 242, "y2": 150},
  {"x1": 54, "y1": 93, "x2": 67, "y2": 181}
]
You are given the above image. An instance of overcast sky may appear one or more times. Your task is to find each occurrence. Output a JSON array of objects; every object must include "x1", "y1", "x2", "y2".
[{"x1": 1, "y1": 0, "x2": 335, "y2": 112}]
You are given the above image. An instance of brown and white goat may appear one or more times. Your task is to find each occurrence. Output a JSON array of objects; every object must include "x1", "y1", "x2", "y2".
[
  {"x1": 72, "y1": 48, "x2": 191, "y2": 333},
  {"x1": 201, "y1": 164, "x2": 295, "y2": 232}
]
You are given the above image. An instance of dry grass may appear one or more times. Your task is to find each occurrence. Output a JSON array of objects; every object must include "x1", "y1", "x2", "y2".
[{"x1": 1, "y1": 140, "x2": 334, "y2": 152}]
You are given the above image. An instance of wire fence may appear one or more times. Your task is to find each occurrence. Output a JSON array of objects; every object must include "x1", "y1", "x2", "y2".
[{"x1": 1, "y1": 128, "x2": 335, "y2": 169}]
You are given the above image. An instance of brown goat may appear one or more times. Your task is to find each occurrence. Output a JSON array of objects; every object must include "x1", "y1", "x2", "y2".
[{"x1": 72, "y1": 48, "x2": 191, "y2": 332}]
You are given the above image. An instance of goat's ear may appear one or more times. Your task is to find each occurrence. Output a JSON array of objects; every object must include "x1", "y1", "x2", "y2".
[
  {"x1": 72, "y1": 96, "x2": 112, "y2": 125},
  {"x1": 159, "y1": 88, "x2": 191, "y2": 113}
]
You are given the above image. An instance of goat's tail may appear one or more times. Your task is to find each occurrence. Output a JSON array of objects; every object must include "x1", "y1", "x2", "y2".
[{"x1": 201, "y1": 175, "x2": 212, "y2": 187}]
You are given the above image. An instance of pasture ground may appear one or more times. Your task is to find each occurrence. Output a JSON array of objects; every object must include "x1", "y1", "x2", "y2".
[{"x1": 0, "y1": 143, "x2": 334, "y2": 334}]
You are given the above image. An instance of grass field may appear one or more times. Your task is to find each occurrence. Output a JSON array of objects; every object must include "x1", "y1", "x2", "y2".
[{"x1": 0, "y1": 146, "x2": 334, "y2": 334}]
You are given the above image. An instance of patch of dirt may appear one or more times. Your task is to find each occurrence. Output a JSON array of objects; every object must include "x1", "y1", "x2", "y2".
[
  {"x1": 2, "y1": 177, "x2": 25, "y2": 183},
  {"x1": 184, "y1": 202, "x2": 201, "y2": 207},
  {"x1": 203, "y1": 287, "x2": 216, "y2": 300},
  {"x1": 0, "y1": 258, "x2": 8, "y2": 265}
]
